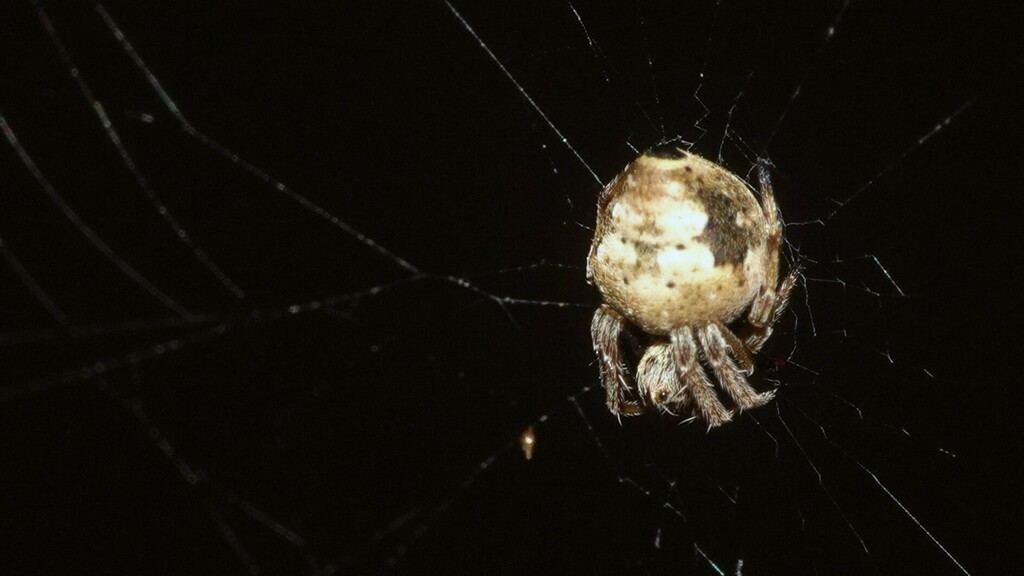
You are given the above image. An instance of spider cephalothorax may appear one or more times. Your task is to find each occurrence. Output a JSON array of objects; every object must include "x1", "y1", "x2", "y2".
[{"x1": 587, "y1": 146, "x2": 798, "y2": 427}]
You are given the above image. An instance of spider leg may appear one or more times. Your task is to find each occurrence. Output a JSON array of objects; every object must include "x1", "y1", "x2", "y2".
[
  {"x1": 745, "y1": 269, "x2": 799, "y2": 354},
  {"x1": 670, "y1": 326, "x2": 732, "y2": 428},
  {"x1": 744, "y1": 163, "x2": 799, "y2": 354},
  {"x1": 715, "y1": 320, "x2": 754, "y2": 374},
  {"x1": 770, "y1": 270, "x2": 799, "y2": 328},
  {"x1": 591, "y1": 305, "x2": 644, "y2": 416},
  {"x1": 699, "y1": 323, "x2": 775, "y2": 411}
]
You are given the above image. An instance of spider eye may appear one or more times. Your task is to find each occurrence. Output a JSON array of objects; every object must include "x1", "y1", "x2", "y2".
[{"x1": 655, "y1": 390, "x2": 670, "y2": 403}]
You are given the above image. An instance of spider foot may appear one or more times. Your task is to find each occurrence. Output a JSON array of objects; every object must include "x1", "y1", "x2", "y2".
[
  {"x1": 608, "y1": 395, "x2": 645, "y2": 417},
  {"x1": 685, "y1": 380, "x2": 733, "y2": 428},
  {"x1": 735, "y1": 388, "x2": 776, "y2": 412}
]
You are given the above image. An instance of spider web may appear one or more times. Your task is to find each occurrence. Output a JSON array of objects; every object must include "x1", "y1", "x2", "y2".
[{"x1": 0, "y1": 1, "x2": 1005, "y2": 574}]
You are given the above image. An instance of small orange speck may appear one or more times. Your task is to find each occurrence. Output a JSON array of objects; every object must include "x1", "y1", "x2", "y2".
[{"x1": 520, "y1": 426, "x2": 536, "y2": 461}]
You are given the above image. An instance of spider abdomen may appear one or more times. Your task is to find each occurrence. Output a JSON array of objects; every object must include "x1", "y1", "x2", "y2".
[{"x1": 587, "y1": 151, "x2": 770, "y2": 335}]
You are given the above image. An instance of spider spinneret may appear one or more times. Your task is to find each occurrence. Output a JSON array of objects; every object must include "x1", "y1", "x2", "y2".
[{"x1": 587, "y1": 146, "x2": 798, "y2": 427}]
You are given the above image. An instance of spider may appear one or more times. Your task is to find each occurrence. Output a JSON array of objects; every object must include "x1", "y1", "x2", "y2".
[{"x1": 587, "y1": 145, "x2": 799, "y2": 427}]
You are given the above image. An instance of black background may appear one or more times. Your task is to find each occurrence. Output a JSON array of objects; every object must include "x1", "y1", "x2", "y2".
[{"x1": 0, "y1": 1, "x2": 1019, "y2": 574}]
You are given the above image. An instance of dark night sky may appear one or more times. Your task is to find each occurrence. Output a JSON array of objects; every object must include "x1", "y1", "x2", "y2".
[{"x1": 0, "y1": 1, "x2": 1019, "y2": 574}]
